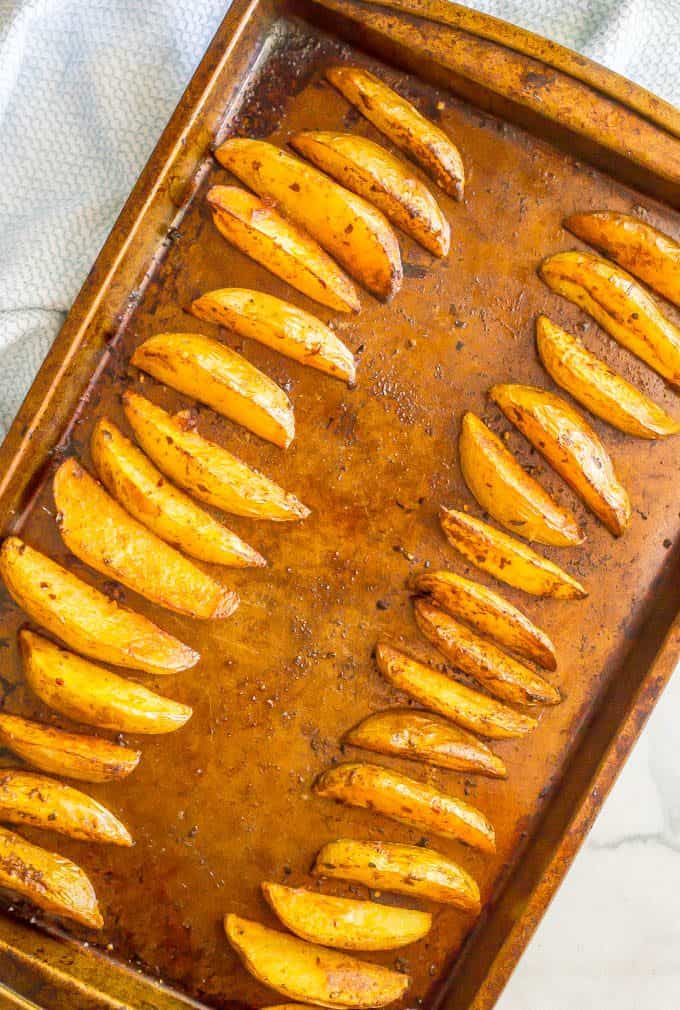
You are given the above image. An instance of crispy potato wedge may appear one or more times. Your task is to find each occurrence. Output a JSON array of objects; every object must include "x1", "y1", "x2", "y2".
[
  {"x1": 0, "y1": 770, "x2": 132, "y2": 846},
  {"x1": 191, "y1": 289, "x2": 356, "y2": 384},
  {"x1": 490, "y1": 383, "x2": 632, "y2": 536},
  {"x1": 225, "y1": 914, "x2": 409, "y2": 1008},
  {"x1": 313, "y1": 839, "x2": 480, "y2": 912},
  {"x1": 459, "y1": 412, "x2": 583, "y2": 546},
  {"x1": 376, "y1": 643, "x2": 536, "y2": 739},
  {"x1": 414, "y1": 600, "x2": 559, "y2": 707},
  {"x1": 0, "y1": 826, "x2": 102, "y2": 928},
  {"x1": 540, "y1": 250, "x2": 680, "y2": 388},
  {"x1": 326, "y1": 66, "x2": 464, "y2": 200},
  {"x1": 290, "y1": 131, "x2": 450, "y2": 257},
  {"x1": 21, "y1": 631, "x2": 192, "y2": 735},
  {"x1": 0, "y1": 713, "x2": 140, "y2": 783},
  {"x1": 124, "y1": 392, "x2": 309, "y2": 522},
  {"x1": 439, "y1": 508, "x2": 588, "y2": 599},
  {"x1": 536, "y1": 315, "x2": 680, "y2": 439},
  {"x1": 412, "y1": 570, "x2": 556, "y2": 670},
  {"x1": 207, "y1": 185, "x2": 359, "y2": 313},
  {"x1": 0, "y1": 538, "x2": 197, "y2": 675},
  {"x1": 92, "y1": 418, "x2": 265, "y2": 568},
  {"x1": 215, "y1": 139, "x2": 402, "y2": 301},
  {"x1": 314, "y1": 761, "x2": 495, "y2": 852},
  {"x1": 565, "y1": 211, "x2": 680, "y2": 308},
  {"x1": 262, "y1": 882, "x2": 431, "y2": 950},
  {"x1": 54, "y1": 459, "x2": 239, "y2": 620},
  {"x1": 132, "y1": 332, "x2": 295, "y2": 449},
  {"x1": 345, "y1": 709, "x2": 506, "y2": 778}
]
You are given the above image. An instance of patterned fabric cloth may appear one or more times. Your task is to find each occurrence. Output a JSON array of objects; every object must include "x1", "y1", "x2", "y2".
[{"x1": 0, "y1": 0, "x2": 678, "y2": 438}]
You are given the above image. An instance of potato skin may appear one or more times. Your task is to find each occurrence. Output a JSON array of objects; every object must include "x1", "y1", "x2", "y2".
[
  {"x1": 313, "y1": 838, "x2": 480, "y2": 912},
  {"x1": 225, "y1": 914, "x2": 409, "y2": 1008},
  {"x1": 439, "y1": 507, "x2": 588, "y2": 599},
  {"x1": 207, "y1": 185, "x2": 359, "y2": 313},
  {"x1": 0, "y1": 538, "x2": 198, "y2": 675},
  {"x1": 0, "y1": 825, "x2": 102, "y2": 929},
  {"x1": 314, "y1": 761, "x2": 495, "y2": 852},
  {"x1": 326, "y1": 66, "x2": 465, "y2": 200},
  {"x1": 536, "y1": 315, "x2": 680, "y2": 439},
  {"x1": 290, "y1": 131, "x2": 450, "y2": 257},
  {"x1": 215, "y1": 139, "x2": 402, "y2": 301},
  {"x1": 459, "y1": 412, "x2": 583, "y2": 546},
  {"x1": 21, "y1": 631, "x2": 193, "y2": 735},
  {"x1": 490, "y1": 383, "x2": 632, "y2": 536},
  {"x1": 540, "y1": 250, "x2": 680, "y2": 388},
  {"x1": 411, "y1": 570, "x2": 556, "y2": 669},
  {"x1": 262, "y1": 882, "x2": 431, "y2": 950}
]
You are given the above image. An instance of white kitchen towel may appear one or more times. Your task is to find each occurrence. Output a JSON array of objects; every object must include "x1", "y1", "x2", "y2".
[{"x1": 0, "y1": 0, "x2": 679, "y2": 439}]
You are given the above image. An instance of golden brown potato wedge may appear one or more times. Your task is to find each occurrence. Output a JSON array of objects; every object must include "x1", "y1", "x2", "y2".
[
  {"x1": 540, "y1": 250, "x2": 680, "y2": 388},
  {"x1": 536, "y1": 315, "x2": 680, "y2": 439},
  {"x1": 262, "y1": 882, "x2": 431, "y2": 951},
  {"x1": 439, "y1": 508, "x2": 588, "y2": 599},
  {"x1": 313, "y1": 839, "x2": 480, "y2": 912},
  {"x1": 565, "y1": 211, "x2": 680, "y2": 308},
  {"x1": 0, "y1": 826, "x2": 102, "y2": 928},
  {"x1": 54, "y1": 459, "x2": 239, "y2": 620},
  {"x1": 214, "y1": 139, "x2": 402, "y2": 300},
  {"x1": 207, "y1": 185, "x2": 359, "y2": 313},
  {"x1": 0, "y1": 538, "x2": 197, "y2": 675},
  {"x1": 225, "y1": 914, "x2": 409, "y2": 1008},
  {"x1": 0, "y1": 713, "x2": 140, "y2": 783},
  {"x1": 414, "y1": 600, "x2": 559, "y2": 707},
  {"x1": 314, "y1": 761, "x2": 495, "y2": 853},
  {"x1": 290, "y1": 131, "x2": 450, "y2": 257},
  {"x1": 326, "y1": 66, "x2": 464, "y2": 200},
  {"x1": 191, "y1": 289, "x2": 356, "y2": 384},
  {"x1": 376, "y1": 643, "x2": 536, "y2": 739},
  {"x1": 124, "y1": 392, "x2": 309, "y2": 522},
  {"x1": 0, "y1": 771, "x2": 132, "y2": 846},
  {"x1": 459, "y1": 412, "x2": 583, "y2": 546},
  {"x1": 92, "y1": 418, "x2": 265, "y2": 568},
  {"x1": 21, "y1": 631, "x2": 192, "y2": 735},
  {"x1": 132, "y1": 332, "x2": 295, "y2": 449},
  {"x1": 490, "y1": 383, "x2": 632, "y2": 536}
]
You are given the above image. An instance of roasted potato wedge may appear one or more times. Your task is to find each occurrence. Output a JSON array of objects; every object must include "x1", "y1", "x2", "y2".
[
  {"x1": 414, "y1": 600, "x2": 560, "y2": 707},
  {"x1": 207, "y1": 185, "x2": 359, "y2": 313},
  {"x1": 0, "y1": 825, "x2": 102, "y2": 928},
  {"x1": 439, "y1": 508, "x2": 588, "y2": 599},
  {"x1": 412, "y1": 570, "x2": 556, "y2": 670},
  {"x1": 326, "y1": 66, "x2": 464, "y2": 200},
  {"x1": 376, "y1": 643, "x2": 536, "y2": 739},
  {"x1": 540, "y1": 250, "x2": 680, "y2": 388},
  {"x1": 536, "y1": 315, "x2": 680, "y2": 439},
  {"x1": 225, "y1": 914, "x2": 409, "y2": 1008},
  {"x1": 459, "y1": 412, "x2": 583, "y2": 546},
  {"x1": 191, "y1": 289, "x2": 356, "y2": 384},
  {"x1": 262, "y1": 882, "x2": 431, "y2": 950},
  {"x1": 0, "y1": 771, "x2": 131, "y2": 846},
  {"x1": 313, "y1": 839, "x2": 480, "y2": 912},
  {"x1": 21, "y1": 631, "x2": 192, "y2": 735},
  {"x1": 132, "y1": 332, "x2": 295, "y2": 449},
  {"x1": 565, "y1": 211, "x2": 680, "y2": 308},
  {"x1": 314, "y1": 761, "x2": 495, "y2": 852},
  {"x1": 0, "y1": 713, "x2": 140, "y2": 783},
  {"x1": 345, "y1": 708, "x2": 506, "y2": 778},
  {"x1": 490, "y1": 383, "x2": 632, "y2": 536},
  {"x1": 0, "y1": 538, "x2": 197, "y2": 675},
  {"x1": 124, "y1": 392, "x2": 309, "y2": 522},
  {"x1": 214, "y1": 139, "x2": 402, "y2": 300},
  {"x1": 290, "y1": 131, "x2": 450, "y2": 257},
  {"x1": 54, "y1": 459, "x2": 239, "y2": 620}
]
